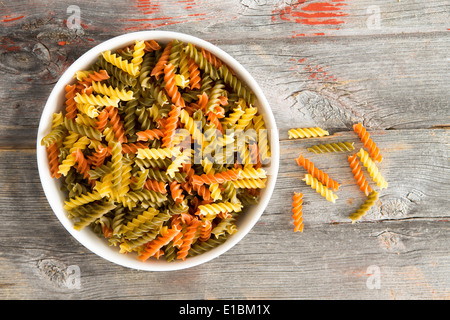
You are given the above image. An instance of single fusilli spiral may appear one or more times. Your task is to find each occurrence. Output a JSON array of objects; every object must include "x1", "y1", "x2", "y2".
[
  {"x1": 138, "y1": 225, "x2": 181, "y2": 261},
  {"x1": 218, "y1": 64, "x2": 255, "y2": 105},
  {"x1": 164, "y1": 63, "x2": 185, "y2": 108},
  {"x1": 307, "y1": 142, "x2": 355, "y2": 154},
  {"x1": 131, "y1": 40, "x2": 146, "y2": 68},
  {"x1": 192, "y1": 169, "x2": 242, "y2": 186},
  {"x1": 348, "y1": 154, "x2": 372, "y2": 196},
  {"x1": 302, "y1": 174, "x2": 338, "y2": 203},
  {"x1": 356, "y1": 148, "x2": 388, "y2": 190},
  {"x1": 197, "y1": 201, "x2": 243, "y2": 220},
  {"x1": 288, "y1": 127, "x2": 329, "y2": 139},
  {"x1": 136, "y1": 128, "x2": 164, "y2": 142},
  {"x1": 91, "y1": 81, "x2": 134, "y2": 101},
  {"x1": 101, "y1": 50, "x2": 140, "y2": 76},
  {"x1": 151, "y1": 41, "x2": 172, "y2": 79},
  {"x1": 136, "y1": 147, "x2": 181, "y2": 160},
  {"x1": 74, "y1": 93, "x2": 120, "y2": 107},
  {"x1": 187, "y1": 56, "x2": 201, "y2": 90},
  {"x1": 349, "y1": 190, "x2": 379, "y2": 223},
  {"x1": 161, "y1": 104, "x2": 181, "y2": 148},
  {"x1": 292, "y1": 192, "x2": 303, "y2": 232},
  {"x1": 295, "y1": 155, "x2": 340, "y2": 191},
  {"x1": 184, "y1": 43, "x2": 219, "y2": 80},
  {"x1": 231, "y1": 178, "x2": 266, "y2": 189},
  {"x1": 353, "y1": 122, "x2": 383, "y2": 162}
]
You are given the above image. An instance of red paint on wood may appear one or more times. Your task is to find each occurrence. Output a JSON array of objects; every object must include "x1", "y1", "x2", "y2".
[
  {"x1": 1, "y1": 15, "x2": 24, "y2": 22},
  {"x1": 125, "y1": 0, "x2": 210, "y2": 31},
  {"x1": 273, "y1": 0, "x2": 347, "y2": 26}
]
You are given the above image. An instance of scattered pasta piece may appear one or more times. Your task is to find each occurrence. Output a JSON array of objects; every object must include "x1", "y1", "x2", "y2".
[
  {"x1": 307, "y1": 142, "x2": 355, "y2": 154},
  {"x1": 353, "y1": 123, "x2": 383, "y2": 162},
  {"x1": 288, "y1": 127, "x2": 329, "y2": 139},
  {"x1": 292, "y1": 192, "x2": 303, "y2": 232},
  {"x1": 349, "y1": 190, "x2": 379, "y2": 223},
  {"x1": 302, "y1": 174, "x2": 338, "y2": 203}
]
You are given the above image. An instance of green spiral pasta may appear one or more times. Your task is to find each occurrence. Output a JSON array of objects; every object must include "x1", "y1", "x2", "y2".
[
  {"x1": 218, "y1": 64, "x2": 255, "y2": 105},
  {"x1": 307, "y1": 142, "x2": 355, "y2": 154},
  {"x1": 349, "y1": 190, "x2": 379, "y2": 223}
]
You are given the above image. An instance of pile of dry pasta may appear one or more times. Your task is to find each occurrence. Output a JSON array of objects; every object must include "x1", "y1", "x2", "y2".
[
  {"x1": 41, "y1": 39, "x2": 270, "y2": 262},
  {"x1": 288, "y1": 124, "x2": 387, "y2": 232}
]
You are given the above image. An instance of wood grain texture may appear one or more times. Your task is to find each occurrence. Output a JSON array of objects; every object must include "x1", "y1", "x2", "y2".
[{"x1": 0, "y1": 0, "x2": 449, "y2": 300}]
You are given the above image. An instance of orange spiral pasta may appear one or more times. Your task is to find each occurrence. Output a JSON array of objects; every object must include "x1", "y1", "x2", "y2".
[
  {"x1": 177, "y1": 218, "x2": 201, "y2": 260},
  {"x1": 73, "y1": 148, "x2": 90, "y2": 180},
  {"x1": 47, "y1": 142, "x2": 61, "y2": 179},
  {"x1": 192, "y1": 169, "x2": 242, "y2": 186},
  {"x1": 192, "y1": 182, "x2": 211, "y2": 201},
  {"x1": 121, "y1": 142, "x2": 149, "y2": 154},
  {"x1": 87, "y1": 145, "x2": 110, "y2": 169},
  {"x1": 187, "y1": 56, "x2": 201, "y2": 90},
  {"x1": 206, "y1": 110, "x2": 224, "y2": 134},
  {"x1": 295, "y1": 155, "x2": 340, "y2": 192},
  {"x1": 64, "y1": 84, "x2": 78, "y2": 120},
  {"x1": 144, "y1": 179, "x2": 167, "y2": 194},
  {"x1": 161, "y1": 104, "x2": 181, "y2": 148},
  {"x1": 169, "y1": 181, "x2": 184, "y2": 204},
  {"x1": 164, "y1": 63, "x2": 185, "y2": 108},
  {"x1": 151, "y1": 41, "x2": 172, "y2": 79},
  {"x1": 136, "y1": 128, "x2": 164, "y2": 142},
  {"x1": 105, "y1": 106, "x2": 127, "y2": 143},
  {"x1": 77, "y1": 69, "x2": 110, "y2": 88},
  {"x1": 199, "y1": 219, "x2": 212, "y2": 242},
  {"x1": 138, "y1": 225, "x2": 181, "y2": 261},
  {"x1": 144, "y1": 40, "x2": 161, "y2": 52},
  {"x1": 95, "y1": 109, "x2": 108, "y2": 132},
  {"x1": 353, "y1": 122, "x2": 382, "y2": 162},
  {"x1": 292, "y1": 192, "x2": 303, "y2": 233},
  {"x1": 348, "y1": 154, "x2": 372, "y2": 196},
  {"x1": 201, "y1": 48, "x2": 223, "y2": 69},
  {"x1": 197, "y1": 92, "x2": 209, "y2": 113}
]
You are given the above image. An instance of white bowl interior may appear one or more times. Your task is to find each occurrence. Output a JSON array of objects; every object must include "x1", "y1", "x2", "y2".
[{"x1": 36, "y1": 31, "x2": 279, "y2": 271}]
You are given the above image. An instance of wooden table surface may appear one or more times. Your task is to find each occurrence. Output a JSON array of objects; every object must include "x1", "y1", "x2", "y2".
[{"x1": 1, "y1": 0, "x2": 449, "y2": 300}]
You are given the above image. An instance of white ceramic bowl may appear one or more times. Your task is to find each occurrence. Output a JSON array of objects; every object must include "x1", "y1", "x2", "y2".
[{"x1": 36, "y1": 31, "x2": 279, "y2": 271}]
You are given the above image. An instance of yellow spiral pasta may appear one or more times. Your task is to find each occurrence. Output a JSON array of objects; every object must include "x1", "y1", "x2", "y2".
[
  {"x1": 136, "y1": 147, "x2": 181, "y2": 160},
  {"x1": 131, "y1": 40, "x2": 145, "y2": 68},
  {"x1": 222, "y1": 105, "x2": 244, "y2": 128},
  {"x1": 356, "y1": 148, "x2": 388, "y2": 190},
  {"x1": 76, "y1": 103, "x2": 99, "y2": 118},
  {"x1": 233, "y1": 167, "x2": 267, "y2": 179},
  {"x1": 166, "y1": 151, "x2": 190, "y2": 179},
  {"x1": 288, "y1": 127, "x2": 329, "y2": 139},
  {"x1": 202, "y1": 159, "x2": 222, "y2": 201},
  {"x1": 74, "y1": 93, "x2": 120, "y2": 107},
  {"x1": 197, "y1": 201, "x2": 243, "y2": 220},
  {"x1": 91, "y1": 81, "x2": 134, "y2": 101},
  {"x1": 302, "y1": 174, "x2": 338, "y2": 203},
  {"x1": 235, "y1": 106, "x2": 257, "y2": 131},
  {"x1": 179, "y1": 109, "x2": 206, "y2": 148},
  {"x1": 101, "y1": 50, "x2": 140, "y2": 76},
  {"x1": 231, "y1": 178, "x2": 267, "y2": 189},
  {"x1": 63, "y1": 190, "x2": 103, "y2": 210}
]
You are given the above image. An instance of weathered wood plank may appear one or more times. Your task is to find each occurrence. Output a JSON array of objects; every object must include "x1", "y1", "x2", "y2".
[
  {"x1": 0, "y1": 1, "x2": 449, "y2": 147},
  {"x1": 0, "y1": 128, "x2": 448, "y2": 299},
  {"x1": 0, "y1": 0, "x2": 449, "y2": 300}
]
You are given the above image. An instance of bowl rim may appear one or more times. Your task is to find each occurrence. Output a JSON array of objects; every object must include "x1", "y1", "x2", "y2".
[{"x1": 36, "y1": 30, "x2": 280, "y2": 271}]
